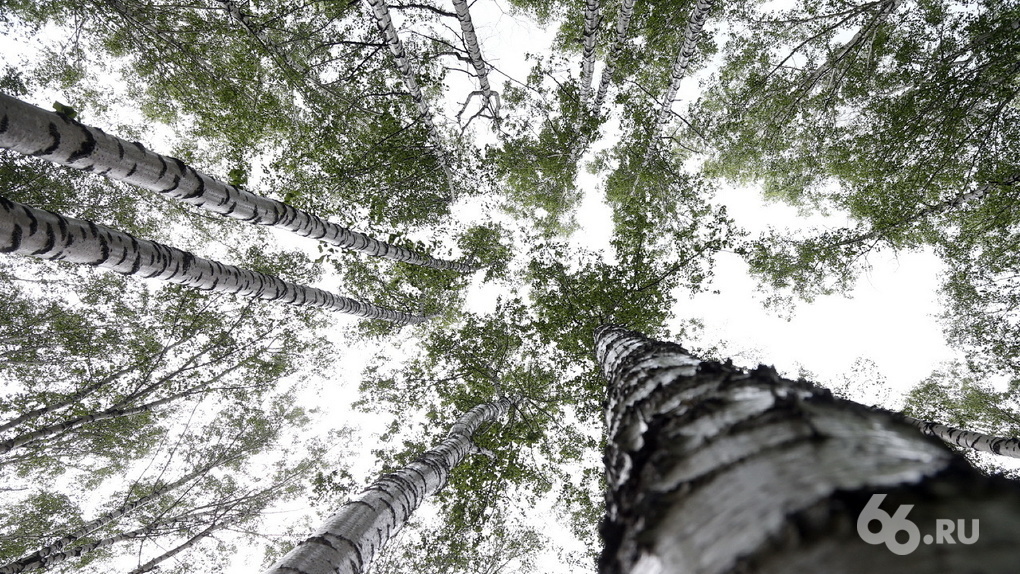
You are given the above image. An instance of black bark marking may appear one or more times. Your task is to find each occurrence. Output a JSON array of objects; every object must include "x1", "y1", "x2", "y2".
[
  {"x1": 0, "y1": 113, "x2": 8, "y2": 134},
  {"x1": 161, "y1": 175, "x2": 181, "y2": 193},
  {"x1": 66, "y1": 126, "x2": 96, "y2": 164},
  {"x1": 127, "y1": 237, "x2": 143, "y2": 275},
  {"x1": 116, "y1": 140, "x2": 125, "y2": 161},
  {"x1": 31, "y1": 220, "x2": 57, "y2": 256},
  {"x1": 21, "y1": 205, "x2": 38, "y2": 235},
  {"x1": 156, "y1": 156, "x2": 168, "y2": 181},
  {"x1": 182, "y1": 170, "x2": 205, "y2": 199},
  {"x1": 125, "y1": 162, "x2": 138, "y2": 178},
  {"x1": 88, "y1": 221, "x2": 110, "y2": 265},
  {"x1": 35, "y1": 123, "x2": 61, "y2": 156},
  {"x1": 1, "y1": 223, "x2": 22, "y2": 253}
]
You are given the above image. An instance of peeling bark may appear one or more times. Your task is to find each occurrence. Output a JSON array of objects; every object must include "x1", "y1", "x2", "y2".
[
  {"x1": 0, "y1": 94, "x2": 473, "y2": 272},
  {"x1": 0, "y1": 196, "x2": 428, "y2": 324},
  {"x1": 265, "y1": 397, "x2": 511, "y2": 574},
  {"x1": 596, "y1": 324, "x2": 1020, "y2": 574}
]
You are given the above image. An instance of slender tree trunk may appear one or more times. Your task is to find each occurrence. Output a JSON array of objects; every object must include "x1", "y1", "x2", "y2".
[
  {"x1": 126, "y1": 521, "x2": 223, "y2": 574},
  {"x1": 642, "y1": 0, "x2": 713, "y2": 164},
  {"x1": 901, "y1": 414, "x2": 1020, "y2": 459},
  {"x1": 265, "y1": 397, "x2": 512, "y2": 574},
  {"x1": 0, "y1": 195, "x2": 428, "y2": 324},
  {"x1": 0, "y1": 383, "x2": 228, "y2": 455},
  {"x1": 364, "y1": 0, "x2": 459, "y2": 201},
  {"x1": 579, "y1": 0, "x2": 601, "y2": 108},
  {"x1": 596, "y1": 324, "x2": 1020, "y2": 574},
  {"x1": 592, "y1": 0, "x2": 635, "y2": 115},
  {"x1": 0, "y1": 94, "x2": 473, "y2": 272},
  {"x1": 0, "y1": 363, "x2": 136, "y2": 434},
  {"x1": 451, "y1": 0, "x2": 499, "y2": 119},
  {"x1": 0, "y1": 459, "x2": 227, "y2": 573}
]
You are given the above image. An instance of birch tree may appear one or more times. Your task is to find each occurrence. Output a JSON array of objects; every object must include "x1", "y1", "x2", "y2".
[
  {"x1": 364, "y1": 0, "x2": 459, "y2": 200},
  {"x1": 0, "y1": 195, "x2": 427, "y2": 324},
  {"x1": 451, "y1": 0, "x2": 500, "y2": 123},
  {"x1": 265, "y1": 397, "x2": 511, "y2": 574},
  {"x1": 597, "y1": 324, "x2": 1020, "y2": 573},
  {"x1": 0, "y1": 94, "x2": 474, "y2": 272},
  {"x1": 592, "y1": 0, "x2": 636, "y2": 115}
]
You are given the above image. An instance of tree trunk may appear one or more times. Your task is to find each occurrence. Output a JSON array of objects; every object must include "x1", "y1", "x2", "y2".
[
  {"x1": 901, "y1": 414, "x2": 1020, "y2": 459},
  {"x1": 364, "y1": 0, "x2": 459, "y2": 201},
  {"x1": 0, "y1": 94, "x2": 473, "y2": 272},
  {"x1": 596, "y1": 324, "x2": 1020, "y2": 574},
  {"x1": 579, "y1": 0, "x2": 601, "y2": 107},
  {"x1": 642, "y1": 0, "x2": 713, "y2": 163},
  {"x1": 451, "y1": 0, "x2": 499, "y2": 119},
  {"x1": 0, "y1": 195, "x2": 428, "y2": 324},
  {"x1": 592, "y1": 0, "x2": 635, "y2": 115},
  {"x1": 265, "y1": 397, "x2": 511, "y2": 574},
  {"x1": 0, "y1": 462, "x2": 219, "y2": 573}
]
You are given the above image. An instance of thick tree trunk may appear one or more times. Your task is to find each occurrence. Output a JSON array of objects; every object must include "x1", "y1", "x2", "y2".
[
  {"x1": 364, "y1": 0, "x2": 459, "y2": 201},
  {"x1": 0, "y1": 94, "x2": 473, "y2": 272},
  {"x1": 596, "y1": 324, "x2": 1020, "y2": 574},
  {"x1": 265, "y1": 397, "x2": 511, "y2": 574},
  {"x1": 902, "y1": 414, "x2": 1020, "y2": 459},
  {"x1": 0, "y1": 196, "x2": 427, "y2": 324},
  {"x1": 592, "y1": 0, "x2": 635, "y2": 115}
]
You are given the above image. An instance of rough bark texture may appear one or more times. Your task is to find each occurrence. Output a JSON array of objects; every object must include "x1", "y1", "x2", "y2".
[
  {"x1": 0, "y1": 94, "x2": 472, "y2": 272},
  {"x1": 364, "y1": 0, "x2": 459, "y2": 200},
  {"x1": 265, "y1": 397, "x2": 511, "y2": 574},
  {"x1": 902, "y1": 414, "x2": 1020, "y2": 459},
  {"x1": 0, "y1": 195, "x2": 427, "y2": 324},
  {"x1": 592, "y1": 0, "x2": 635, "y2": 115},
  {"x1": 596, "y1": 324, "x2": 1020, "y2": 574}
]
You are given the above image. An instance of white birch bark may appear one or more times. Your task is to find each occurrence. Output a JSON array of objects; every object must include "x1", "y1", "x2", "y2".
[
  {"x1": 596, "y1": 324, "x2": 1020, "y2": 574},
  {"x1": 592, "y1": 0, "x2": 635, "y2": 115},
  {"x1": 364, "y1": 0, "x2": 459, "y2": 200},
  {"x1": 579, "y1": 0, "x2": 601, "y2": 108},
  {"x1": 264, "y1": 397, "x2": 511, "y2": 574},
  {"x1": 0, "y1": 94, "x2": 473, "y2": 272},
  {"x1": 901, "y1": 414, "x2": 1020, "y2": 459},
  {"x1": 451, "y1": 0, "x2": 499, "y2": 119},
  {"x1": 641, "y1": 0, "x2": 713, "y2": 165},
  {"x1": 0, "y1": 195, "x2": 428, "y2": 324}
]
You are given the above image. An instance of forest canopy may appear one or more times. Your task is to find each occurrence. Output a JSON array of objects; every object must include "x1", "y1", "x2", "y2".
[{"x1": 0, "y1": 0, "x2": 1019, "y2": 572}]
